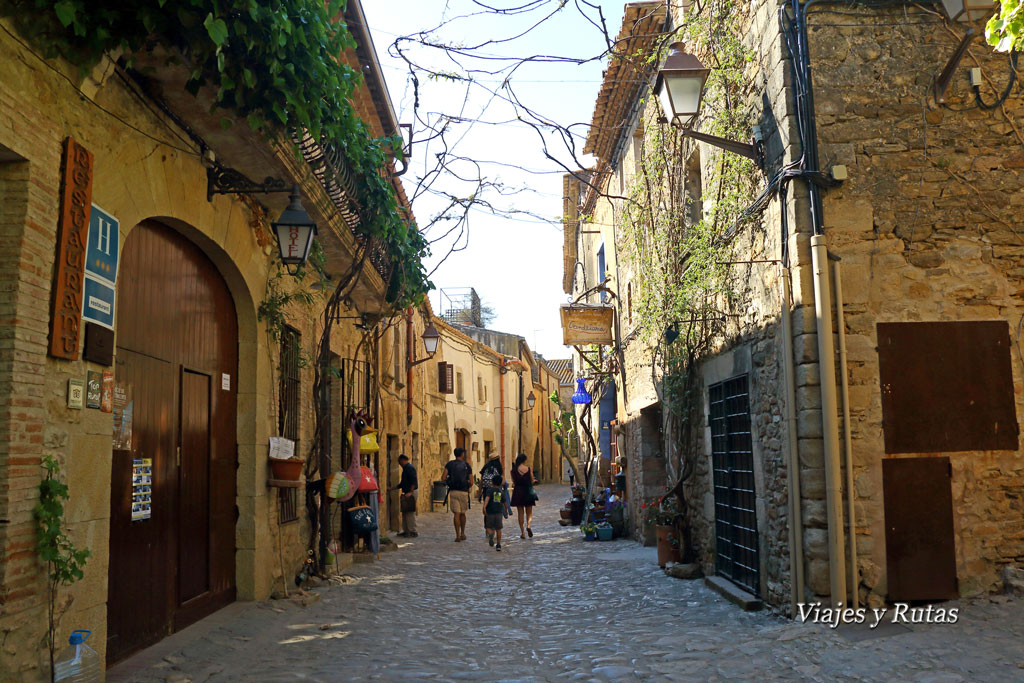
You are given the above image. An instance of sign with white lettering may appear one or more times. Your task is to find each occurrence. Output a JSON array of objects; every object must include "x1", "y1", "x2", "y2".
[
  {"x1": 82, "y1": 204, "x2": 119, "y2": 329},
  {"x1": 560, "y1": 304, "x2": 615, "y2": 346}
]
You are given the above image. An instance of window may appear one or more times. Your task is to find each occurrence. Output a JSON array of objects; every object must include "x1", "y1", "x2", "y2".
[
  {"x1": 438, "y1": 361, "x2": 454, "y2": 394},
  {"x1": 456, "y1": 371, "x2": 464, "y2": 402},
  {"x1": 279, "y1": 326, "x2": 301, "y2": 445},
  {"x1": 597, "y1": 244, "x2": 607, "y2": 302},
  {"x1": 278, "y1": 326, "x2": 301, "y2": 524},
  {"x1": 393, "y1": 325, "x2": 404, "y2": 387}
]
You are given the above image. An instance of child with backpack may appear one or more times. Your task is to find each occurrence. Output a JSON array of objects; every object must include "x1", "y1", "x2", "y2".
[{"x1": 482, "y1": 473, "x2": 506, "y2": 551}]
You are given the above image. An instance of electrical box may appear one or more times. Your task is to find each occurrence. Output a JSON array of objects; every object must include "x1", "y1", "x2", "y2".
[
  {"x1": 970, "y1": 68, "x2": 982, "y2": 87},
  {"x1": 831, "y1": 165, "x2": 849, "y2": 181}
]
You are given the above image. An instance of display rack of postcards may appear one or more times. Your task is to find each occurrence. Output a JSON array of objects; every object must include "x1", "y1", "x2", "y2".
[{"x1": 131, "y1": 458, "x2": 152, "y2": 521}]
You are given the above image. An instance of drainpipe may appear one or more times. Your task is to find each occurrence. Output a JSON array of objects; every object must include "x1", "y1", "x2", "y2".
[
  {"x1": 810, "y1": 235, "x2": 846, "y2": 607},
  {"x1": 517, "y1": 371, "x2": 524, "y2": 458},
  {"x1": 833, "y1": 260, "x2": 858, "y2": 609},
  {"x1": 499, "y1": 357, "x2": 506, "y2": 472},
  {"x1": 781, "y1": 267, "x2": 805, "y2": 615},
  {"x1": 406, "y1": 307, "x2": 413, "y2": 426}
]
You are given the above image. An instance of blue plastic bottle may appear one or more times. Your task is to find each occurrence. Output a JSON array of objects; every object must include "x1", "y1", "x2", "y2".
[{"x1": 53, "y1": 629, "x2": 100, "y2": 682}]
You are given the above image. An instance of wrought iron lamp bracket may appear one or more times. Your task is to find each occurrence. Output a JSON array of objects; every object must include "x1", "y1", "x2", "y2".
[{"x1": 206, "y1": 161, "x2": 290, "y2": 201}]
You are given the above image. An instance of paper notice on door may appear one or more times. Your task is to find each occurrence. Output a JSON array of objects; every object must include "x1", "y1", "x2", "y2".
[{"x1": 222, "y1": 373, "x2": 230, "y2": 391}]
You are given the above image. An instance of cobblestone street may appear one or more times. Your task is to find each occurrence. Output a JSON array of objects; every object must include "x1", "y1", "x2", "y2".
[{"x1": 108, "y1": 485, "x2": 1024, "y2": 682}]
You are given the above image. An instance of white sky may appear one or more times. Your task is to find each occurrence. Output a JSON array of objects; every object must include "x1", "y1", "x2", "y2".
[{"x1": 362, "y1": 1, "x2": 627, "y2": 359}]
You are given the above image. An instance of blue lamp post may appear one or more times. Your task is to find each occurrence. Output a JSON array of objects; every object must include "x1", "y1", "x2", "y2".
[{"x1": 571, "y1": 378, "x2": 592, "y2": 405}]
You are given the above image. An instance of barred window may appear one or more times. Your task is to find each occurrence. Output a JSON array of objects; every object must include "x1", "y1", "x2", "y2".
[{"x1": 279, "y1": 326, "x2": 301, "y2": 445}]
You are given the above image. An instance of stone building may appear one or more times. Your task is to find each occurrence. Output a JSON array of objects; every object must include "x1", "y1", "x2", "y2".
[
  {"x1": 563, "y1": 0, "x2": 1024, "y2": 613},
  {"x1": 0, "y1": 2, "x2": 450, "y2": 678},
  {"x1": 434, "y1": 319, "x2": 560, "y2": 481},
  {"x1": 543, "y1": 358, "x2": 576, "y2": 483}
]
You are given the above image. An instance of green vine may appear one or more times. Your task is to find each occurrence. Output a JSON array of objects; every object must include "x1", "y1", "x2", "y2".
[
  {"x1": 619, "y1": 0, "x2": 759, "y2": 416},
  {"x1": 34, "y1": 455, "x2": 90, "y2": 681},
  {"x1": 0, "y1": 0, "x2": 430, "y2": 306}
]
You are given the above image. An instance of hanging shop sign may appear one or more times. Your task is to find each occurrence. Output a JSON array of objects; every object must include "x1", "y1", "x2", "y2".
[
  {"x1": 82, "y1": 204, "x2": 119, "y2": 329},
  {"x1": 560, "y1": 304, "x2": 615, "y2": 346},
  {"x1": 48, "y1": 137, "x2": 94, "y2": 360}
]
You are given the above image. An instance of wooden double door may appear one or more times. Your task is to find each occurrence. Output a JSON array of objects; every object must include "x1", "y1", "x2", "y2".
[{"x1": 107, "y1": 221, "x2": 238, "y2": 663}]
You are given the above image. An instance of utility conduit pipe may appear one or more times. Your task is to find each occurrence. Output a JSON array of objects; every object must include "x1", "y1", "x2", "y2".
[
  {"x1": 810, "y1": 234, "x2": 847, "y2": 607},
  {"x1": 833, "y1": 260, "x2": 858, "y2": 609},
  {"x1": 781, "y1": 266, "x2": 805, "y2": 616}
]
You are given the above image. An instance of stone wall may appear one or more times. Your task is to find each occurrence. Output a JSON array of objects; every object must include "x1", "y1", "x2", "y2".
[{"x1": 809, "y1": 7, "x2": 1024, "y2": 602}]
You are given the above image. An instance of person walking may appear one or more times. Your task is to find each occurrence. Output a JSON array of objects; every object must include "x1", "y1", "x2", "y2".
[
  {"x1": 442, "y1": 447, "x2": 472, "y2": 541},
  {"x1": 510, "y1": 453, "x2": 538, "y2": 539},
  {"x1": 482, "y1": 473, "x2": 505, "y2": 551},
  {"x1": 394, "y1": 454, "x2": 418, "y2": 537}
]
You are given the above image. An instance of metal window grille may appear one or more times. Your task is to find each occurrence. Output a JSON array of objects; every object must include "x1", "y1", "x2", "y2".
[
  {"x1": 278, "y1": 488, "x2": 298, "y2": 524},
  {"x1": 279, "y1": 326, "x2": 301, "y2": 446},
  {"x1": 709, "y1": 374, "x2": 760, "y2": 596}
]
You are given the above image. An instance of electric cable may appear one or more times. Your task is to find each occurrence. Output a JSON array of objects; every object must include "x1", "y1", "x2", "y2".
[{"x1": 974, "y1": 50, "x2": 1019, "y2": 110}]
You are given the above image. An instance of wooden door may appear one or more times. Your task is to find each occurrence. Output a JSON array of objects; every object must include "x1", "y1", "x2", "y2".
[
  {"x1": 107, "y1": 221, "x2": 237, "y2": 663},
  {"x1": 178, "y1": 370, "x2": 211, "y2": 607},
  {"x1": 456, "y1": 430, "x2": 467, "y2": 452},
  {"x1": 883, "y1": 457, "x2": 958, "y2": 601}
]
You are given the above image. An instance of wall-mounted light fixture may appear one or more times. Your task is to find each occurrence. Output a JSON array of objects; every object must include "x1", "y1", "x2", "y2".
[
  {"x1": 408, "y1": 322, "x2": 441, "y2": 367},
  {"x1": 525, "y1": 391, "x2": 537, "y2": 410},
  {"x1": 272, "y1": 186, "x2": 318, "y2": 275},
  {"x1": 655, "y1": 44, "x2": 765, "y2": 169},
  {"x1": 206, "y1": 158, "x2": 317, "y2": 275},
  {"x1": 940, "y1": 0, "x2": 996, "y2": 22}
]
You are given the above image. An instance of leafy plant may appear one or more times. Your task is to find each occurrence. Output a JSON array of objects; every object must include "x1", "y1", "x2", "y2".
[
  {"x1": 550, "y1": 390, "x2": 582, "y2": 483},
  {"x1": 34, "y1": 455, "x2": 90, "y2": 682},
  {"x1": 0, "y1": 0, "x2": 430, "y2": 306},
  {"x1": 640, "y1": 495, "x2": 680, "y2": 528},
  {"x1": 987, "y1": 0, "x2": 1023, "y2": 52},
  {"x1": 580, "y1": 522, "x2": 597, "y2": 534}
]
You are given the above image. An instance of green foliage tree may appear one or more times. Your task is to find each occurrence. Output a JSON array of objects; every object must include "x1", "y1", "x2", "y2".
[
  {"x1": 34, "y1": 456, "x2": 90, "y2": 682},
  {"x1": 0, "y1": 0, "x2": 430, "y2": 306},
  {"x1": 549, "y1": 390, "x2": 581, "y2": 483},
  {"x1": 987, "y1": 0, "x2": 1023, "y2": 51}
]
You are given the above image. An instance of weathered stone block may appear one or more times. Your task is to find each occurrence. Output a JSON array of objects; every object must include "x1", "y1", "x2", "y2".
[
  {"x1": 802, "y1": 499, "x2": 827, "y2": 527},
  {"x1": 807, "y1": 558, "x2": 831, "y2": 596},
  {"x1": 799, "y1": 438, "x2": 825, "y2": 471},
  {"x1": 824, "y1": 199, "x2": 873, "y2": 233},
  {"x1": 797, "y1": 409, "x2": 823, "y2": 439},
  {"x1": 801, "y1": 467, "x2": 825, "y2": 499},
  {"x1": 804, "y1": 527, "x2": 829, "y2": 560}
]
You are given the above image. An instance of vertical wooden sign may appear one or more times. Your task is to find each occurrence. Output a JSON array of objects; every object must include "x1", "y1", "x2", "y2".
[{"x1": 48, "y1": 137, "x2": 94, "y2": 360}]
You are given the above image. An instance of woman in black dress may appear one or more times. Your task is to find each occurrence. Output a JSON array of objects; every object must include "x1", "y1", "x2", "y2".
[{"x1": 510, "y1": 453, "x2": 537, "y2": 539}]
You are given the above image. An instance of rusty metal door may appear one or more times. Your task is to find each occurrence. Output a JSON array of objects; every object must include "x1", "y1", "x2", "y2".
[
  {"x1": 709, "y1": 375, "x2": 760, "y2": 596},
  {"x1": 883, "y1": 457, "x2": 958, "y2": 601}
]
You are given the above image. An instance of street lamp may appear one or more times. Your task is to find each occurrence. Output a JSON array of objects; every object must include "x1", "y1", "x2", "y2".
[
  {"x1": 526, "y1": 391, "x2": 536, "y2": 410},
  {"x1": 940, "y1": 0, "x2": 995, "y2": 21},
  {"x1": 409, "y1": 322, "x2": 441, "y2": 367},
  {"x1": 654, "y1": 43, "x2": 765, "y2": 169},
  {"x1": 272, "y1": 185, "x2": 318, "y2": 275}
]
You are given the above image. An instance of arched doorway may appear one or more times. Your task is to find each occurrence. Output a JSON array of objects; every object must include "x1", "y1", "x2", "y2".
[{"x1": 106, "y1": 221, "x2": 238, "y2": 663}]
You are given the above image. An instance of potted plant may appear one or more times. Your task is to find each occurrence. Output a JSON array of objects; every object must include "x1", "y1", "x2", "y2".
[
  {"x1": 596, "y1": 521, "x2": 614, "y2": 541},
  {"x1": 569, "y1": 486, "x2": 586, "y2": 525},
  {"x1": 269, "y1": 457, "x2": 305, "y2": 481},
  {"x1": 580, "y1": 521, "x2": 597, "y2": 541},
  {"x1": 642, "y1": 495, "x2": 681, "y2": 567}
]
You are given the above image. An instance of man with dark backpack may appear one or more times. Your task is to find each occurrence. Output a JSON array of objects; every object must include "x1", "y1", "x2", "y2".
[{"x1": 442, "y1": 447, "x2": 472, "y2": 541}]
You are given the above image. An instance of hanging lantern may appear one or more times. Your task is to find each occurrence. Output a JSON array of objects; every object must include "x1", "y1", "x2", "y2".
[{"x1": 571, "y1": 378, "x2": 592, "y2": 405}]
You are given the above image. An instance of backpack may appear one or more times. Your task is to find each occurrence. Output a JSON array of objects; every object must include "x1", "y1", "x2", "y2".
[{"x1": 447, "y1": 459, "x2": 471, "y2": 491}]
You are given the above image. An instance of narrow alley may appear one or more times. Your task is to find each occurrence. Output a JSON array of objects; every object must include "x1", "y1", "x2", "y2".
[{"x1": 107, "y1": 485, "x2": 1024, "y2": 682}]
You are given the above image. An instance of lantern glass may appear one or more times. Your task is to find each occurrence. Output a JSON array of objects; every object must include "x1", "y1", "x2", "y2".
[
  {"x1": 571, "y1": 378, "x2": 592, "y2": 405},
  {"x1": 271, "y1": 186, "x2": 317, "y2": 268},
  {"x1": 421, "y1": 323, "x2": 440, "y2": 356},
  {"x1": 662, "y1": 72, "x2": 704, "y2": 121},
  {"x1": 527, "y1": 391, "x2": 536, "y2": 408}
]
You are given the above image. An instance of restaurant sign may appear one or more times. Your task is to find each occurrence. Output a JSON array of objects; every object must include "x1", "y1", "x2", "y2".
[
  {"x1": 560, "y1": 304, "x2": 614, "y2": 346},
  {"x1": 49, "y1": 137, "x2": 93, "y2": 360}
]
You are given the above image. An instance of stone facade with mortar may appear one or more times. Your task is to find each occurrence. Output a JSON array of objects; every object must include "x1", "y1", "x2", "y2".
[
  {"x1": 564, "y1": 0, "x2": 1024, "y2": 613},
  {"x1": 0, "y1": 5, "x2": 449, "y2": 678}
]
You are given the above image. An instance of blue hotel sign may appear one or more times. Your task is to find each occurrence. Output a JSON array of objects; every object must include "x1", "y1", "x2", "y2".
[{"x1": 82, "y1": 205, "x2": 118, "y2": 329}]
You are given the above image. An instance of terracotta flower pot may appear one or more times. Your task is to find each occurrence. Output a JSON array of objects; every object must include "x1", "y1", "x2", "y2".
[
  {"x1": 655, "y1": 524, "x2": 680, "y2": 567},
  {"x1": 559, "y1": 508, "x2": 573, "y2": 520},
  {"x1": 270, "y1": 458, "x2": 305, "y2": 481}
]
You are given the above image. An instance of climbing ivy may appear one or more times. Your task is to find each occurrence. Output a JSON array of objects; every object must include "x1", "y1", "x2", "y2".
[{"x1": 0, "y1": 0, "x2": 430, "y2": 306}]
